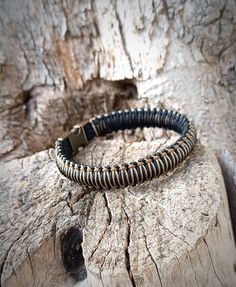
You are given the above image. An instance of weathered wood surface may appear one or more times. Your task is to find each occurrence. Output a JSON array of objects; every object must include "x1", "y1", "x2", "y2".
[
  {"x1": 218, "y1": 149, "x2": 236, "y2": 237},
  {"x1": 0, "y1": 0, "x2": 235, "y2": 161},
  {"x1": 0, "y1": 0, "x2": 235, "y2": 224},
  {"x1": 0, "y1": 129, "x2": 236, "y2": 286},
  {"x1": 0, "y1": 0, "x2": 236, "y2": 286}
]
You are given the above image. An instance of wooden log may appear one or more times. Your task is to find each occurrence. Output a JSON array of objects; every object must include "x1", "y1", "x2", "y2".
[
  {"x1": 1, "y1": 0, "x2": 235, "y2": 242},
  {"x1": 0, "y1": 0, "x2": 235, "y2": 286},
  {"x1": 0, "y1": 129, "x2": 235, "y2": 287},
  {"x1": 0, "y1": 0, "x2": 235, "y2": 163}
]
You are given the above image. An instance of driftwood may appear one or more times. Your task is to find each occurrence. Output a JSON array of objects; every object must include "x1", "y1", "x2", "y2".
[
  {"x1": 0, "y1": 0, "x2": 235, "y2": 161},
  {"x1": 0, "y1": 0, "x2": 236, "y2": 286},
  {"x1": 1, "y1": 129, "x2": 236, "y2": 286}
]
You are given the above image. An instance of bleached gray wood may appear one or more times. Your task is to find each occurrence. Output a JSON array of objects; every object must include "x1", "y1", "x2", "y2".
[
  {"x1": 0, "y1": 130, "x2": 236, "y2": 286},
  {"x1": 218, "y1": 149, "x2": 236, "y2": 236},
  {"x1": 0, "y1": 0, "x2": 235, "y2": 161},
  {"x1": 0, "y1": 0, "x2": 236, "y2": 286}
]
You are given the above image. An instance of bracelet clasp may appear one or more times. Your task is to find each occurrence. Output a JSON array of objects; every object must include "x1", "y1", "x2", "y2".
[{"x1": 62, "y1": 123, "x2": 88, "y2": 153}]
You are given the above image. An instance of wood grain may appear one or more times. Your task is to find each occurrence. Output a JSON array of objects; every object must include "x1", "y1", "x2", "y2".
[{"x1": 0, "y1": 130, "x2": 235, "y2": 286}]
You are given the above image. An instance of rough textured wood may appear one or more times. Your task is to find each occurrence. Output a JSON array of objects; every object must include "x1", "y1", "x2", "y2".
[
  {"x1": 0, "y1": 129, "x2": 236, "y2": 286},
  {"x1": 0, "y1": 0, "x2": 236, "y2": 286},
  {"x1": 218, "y1": 149, "x2": 236, "y2": 237},
  {"x1": 0, "y1": 0, "x2": 235, "y2": 161}
]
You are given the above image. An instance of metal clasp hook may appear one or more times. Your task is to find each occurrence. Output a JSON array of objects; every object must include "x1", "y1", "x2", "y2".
[{"x1": 63, "y1": 123, "x2": 88, "y2": 153}]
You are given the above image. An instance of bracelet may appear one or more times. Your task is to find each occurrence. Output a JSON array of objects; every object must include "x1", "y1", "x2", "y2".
[{"x1": 55, "y1": 108, "x2": 197, "y2": 189}]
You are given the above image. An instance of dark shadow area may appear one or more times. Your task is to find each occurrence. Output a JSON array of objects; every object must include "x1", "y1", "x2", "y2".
[{"x1": 61, "y1": 226, "x2": 87, "y2": 282}]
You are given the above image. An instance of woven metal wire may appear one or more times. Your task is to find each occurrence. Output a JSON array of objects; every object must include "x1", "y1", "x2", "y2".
[{"x1": 55, "y1": 108, "x2": 197, "y2": 189}]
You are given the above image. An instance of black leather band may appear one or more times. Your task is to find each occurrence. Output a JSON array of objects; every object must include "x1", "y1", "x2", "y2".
[{"x1": 55, "y1": 108, "x2": 197, "y2": 189}]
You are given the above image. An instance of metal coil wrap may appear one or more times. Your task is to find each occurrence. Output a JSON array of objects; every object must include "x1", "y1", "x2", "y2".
[{"x1": 55, "y1": 108, "x2": 197, "y2": 189}]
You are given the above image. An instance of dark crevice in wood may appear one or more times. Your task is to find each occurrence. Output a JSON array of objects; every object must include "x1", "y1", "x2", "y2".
[
  {"x1": 51, "y1": 219, "x2": 57, "y2": 256},
  {"x1": 62, "y1": 76, "x2": 68, "y2": 91},
  {"x1": 26, "y1": 249, "x2": 35, "y2": 284},
  {"x1": 123, "y1": 208, "x2": 136, "y2": 287},
  {"x1": 0, "y1": 78, "x2": 140, "y2": 162},
  {"x1": 61, "y1": 226, "x2": 87, "y2": 282},
  {"x1": 22, "y1": 89, "x2": 33, "y2": 114},
  {"x1": 112, "y1": 79, "x2": 138, "y2": 110},
  {"x1": 65, "y1": 191, "x2": 75, "y2": 216},
  {"x1": 103, "y1": 192, "x2": 112, "y2": 225},
  {"x1": 160, "y1": 0, "x2": 169, "y2": 19},
  {"x1": 114, "y1": 79, "x2": 138, "y2": 97}
]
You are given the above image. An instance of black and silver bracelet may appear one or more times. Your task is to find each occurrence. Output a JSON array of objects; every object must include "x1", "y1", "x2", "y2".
[{"x1": 55, "y1": 108, "x2": 197, "y2": 189}]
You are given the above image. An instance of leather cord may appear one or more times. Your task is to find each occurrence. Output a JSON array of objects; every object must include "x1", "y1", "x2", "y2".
[{"x1": 55, "y1": 108, "x2": 197, "y2": 189}]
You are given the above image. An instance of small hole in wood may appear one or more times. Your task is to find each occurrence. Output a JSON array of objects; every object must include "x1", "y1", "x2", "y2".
[
  {"x1": 113, "y1": 79, "x2": 138, "y2": 109},
  {"x1": 61, "y1": 226, "x2": 87, "y2": 282}
]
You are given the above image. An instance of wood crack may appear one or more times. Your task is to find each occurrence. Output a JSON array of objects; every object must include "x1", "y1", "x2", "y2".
[
  {"x1": 187, "y1": 250, "x2": 199, "y2": 287},
  {"x1": 0, "y1": 227, "x2": 27, "y2": 287},
  {"x1": 158, "y1": 221, "x2": 193, "y2": 248},
  {"x1": 65, "y1": 191, "x2": 75, "y2": 216},
  {"x1": 203, "y1": 239, "x2": 224, "y2": 287},
  {"x1": 88, "y1": 195, "x2": 111, "y2": 261},
  {"x1": 103, "y1": 192, "x2": 112, "y2": 225},
  {"x1": 51, "y1": 219, "x2": 57, "y2": 257},
  {"x1": 100, "y1": 249, "x2": 111, "y2": 270},
  {"x1": 160, "y1": 0, "x2": 169, "y2": 20},
  {"x1": 26, "y1": 248, "x2": 35, "y2": 284},
  {"x1": 123, "y1": 208, "x2": 136, "y2": 287},
  {"x1": 114, "y1": 3, "x2": 134, "y2": 75},
  {"x1": 141, "y1": 223, "x2": 163, "y2": 287},
  {"x1": 88, "y1": 227, "x2": 107, "y2": 261},
  {"x1": 175, "y1": 256, "x2": 184, "y2": 287}
]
